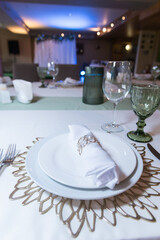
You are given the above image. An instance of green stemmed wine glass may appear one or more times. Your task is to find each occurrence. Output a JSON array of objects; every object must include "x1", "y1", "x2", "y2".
[
  {"x1": 37, "y1": 67, "x2": 47, "y2": 88},
  {"x1": 151, "y1": 62, "x2": 160, "y2": 82},
  {"x1": 127, "y1": 84, "x2": 160, "y2": 142}
]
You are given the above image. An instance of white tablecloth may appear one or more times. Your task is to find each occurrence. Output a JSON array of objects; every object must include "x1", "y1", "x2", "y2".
[
  {"x1": 7, "y1": 80, "x2": 160, "y2": 99},
  {"x1": 0, "y1": 108, "x2": 160, "y2": 240},
  {"x1": 1, "y1": 84, "x2": 160, "y2": 240},
  {"x1": 8, "y1": 82, "x2": 83, "y2": 97}
]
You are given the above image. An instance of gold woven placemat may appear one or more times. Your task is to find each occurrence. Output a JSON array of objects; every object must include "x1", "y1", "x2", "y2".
[{"x1": 9, "y1": 138, "x2": 160, "y2": 238}]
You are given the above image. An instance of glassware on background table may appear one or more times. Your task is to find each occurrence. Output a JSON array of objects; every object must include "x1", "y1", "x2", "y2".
[
  {"x1": 37, "y1": 67, "x2": 47, "y2": 88},
  {"x1": 82, "y1": 66, "x2": 104, "y2": 105},
  {"x1": 127, "y1": 84, "x2": 160, "y2": 143},
  {"x1": 101, "y1": 61, "x2": 131, "y2": 133},
  {"x1": 47, "y1": 60, "x2": 59, "y2": 88},
  {"x1": 151, "y1": 62, "x2": 160, "y2": 82}
]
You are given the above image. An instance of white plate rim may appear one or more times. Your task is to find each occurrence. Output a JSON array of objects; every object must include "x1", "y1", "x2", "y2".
[
  {"x1": 38, "y1": 131, "x2": 137, "y2": 189},
  {"x1": 25, "y1": 133, "x2": 143, "y2": 200}
]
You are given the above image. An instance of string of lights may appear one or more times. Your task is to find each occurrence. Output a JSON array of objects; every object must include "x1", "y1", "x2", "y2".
[
  {"x1": 96, "y1": 14, "x2": 127, "y2": 37},
  {"x1": 36, "y1": 12, "x2": 131, "y2": 43},
  {"x1": 36, "y1": 33, "x2": 75, "y2": 43}
]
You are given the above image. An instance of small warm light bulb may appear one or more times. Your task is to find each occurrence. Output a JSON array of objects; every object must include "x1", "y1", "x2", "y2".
[
  {"x1": 122, "y1": 16, "x2": 125, "y2": 21},
  {"x1": 61, "y1": 33, "x2": 64, "y2": 37},
  {"x1": 102, "y1": 27, "x2": 107, "y2": 33},
  {"x1": 110, "y1": 23, "x2": 114, "y2": 28},
  {"x1": 125, "y1": 43, "x2": 132, "y2": 51},
  {"x1": 97, "y1": 31, "x2": 101, "y2": 36},
  {"x1": 78, "y1": 34, "x2": 81, "y2": 38}
]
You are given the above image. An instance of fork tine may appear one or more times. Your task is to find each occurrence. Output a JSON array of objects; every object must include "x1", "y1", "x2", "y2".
[
  {"x1": 8, "y1": 145, "x2": 13, "y2": 160},
  {"x1": 8, "y1": 144, "x2": 16, "y2": 160},
  {"x1": 0, "y1": 149, "x2": 3, "y2": 161},
  {"x1": 11, "y1": 144, "x2": 16, "y2": 160},
  {"x1": 0, "y1": 145, "x2": 16, "y2": 174},
  {"x1": 3, "y1": 144, "x2": 16, "y2": 162},
  {"x1": 3, "y1": 144, "x2": 12, "y2": 162}
]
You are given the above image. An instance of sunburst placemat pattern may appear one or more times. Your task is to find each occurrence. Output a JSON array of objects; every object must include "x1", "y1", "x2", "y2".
[{"x1": 9, "y1": 138, "x2": 160, "y2": 238}]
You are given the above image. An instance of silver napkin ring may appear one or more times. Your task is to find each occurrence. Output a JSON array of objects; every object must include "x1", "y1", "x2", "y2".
[{"x1": 77, "y1": 133, "x2": 99, "y2": 155}]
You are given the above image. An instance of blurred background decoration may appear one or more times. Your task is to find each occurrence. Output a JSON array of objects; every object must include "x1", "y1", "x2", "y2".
[{"x1": 0, "y1": 0, "x2": 160, "y2": 78}]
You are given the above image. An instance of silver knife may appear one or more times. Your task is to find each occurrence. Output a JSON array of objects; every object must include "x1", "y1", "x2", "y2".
[{"x1": 147, "y1": 143, "x2": 160, "y2": 160}]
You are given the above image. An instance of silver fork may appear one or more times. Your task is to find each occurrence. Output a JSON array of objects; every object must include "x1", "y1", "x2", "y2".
[{"x1": 0, "y1": 144, "x2": 16, "y2": 173}]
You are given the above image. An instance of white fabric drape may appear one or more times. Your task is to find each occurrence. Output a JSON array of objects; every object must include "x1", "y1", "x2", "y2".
[{"x1": 34, "y1": 38, "x2": 77, "y2": 67}]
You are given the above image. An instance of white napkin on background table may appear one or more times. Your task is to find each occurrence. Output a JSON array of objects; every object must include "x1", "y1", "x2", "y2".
[
  {"x1": 68, "y1": 125, "x2": 120, "y2": 189},
  {"x1": 13, "y1": 79, "x2": 33, "y2": 104},
  {"x1": 64, "y1": 77, "x2": 78, "y2": 84}
]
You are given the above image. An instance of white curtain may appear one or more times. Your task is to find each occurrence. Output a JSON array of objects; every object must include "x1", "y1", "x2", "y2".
[{"x1": 34, "y1": 38, "x2": 77, "y2": 67}]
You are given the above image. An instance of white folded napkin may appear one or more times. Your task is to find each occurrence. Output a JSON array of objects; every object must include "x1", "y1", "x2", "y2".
[
  {"x1": 13, "y1": 79, "x2": 33, "y2": 104},
  {"x1": 68, "y1": 125, "x2": 120, "y2": 189}
]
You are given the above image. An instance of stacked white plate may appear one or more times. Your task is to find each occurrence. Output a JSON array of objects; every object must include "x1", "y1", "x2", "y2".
[{"x1": 26, "y1": 131, "x2": 143, "y2": 200}]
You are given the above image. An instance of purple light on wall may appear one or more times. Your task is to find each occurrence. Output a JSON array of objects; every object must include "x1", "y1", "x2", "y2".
[{"x1": 8, "y1": 2, "x2": 127, "y2": 31}]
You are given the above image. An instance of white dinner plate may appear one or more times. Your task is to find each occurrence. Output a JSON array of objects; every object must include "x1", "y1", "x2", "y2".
[
  {"x1": 26, "y1": 132, "x2": 143, "y2": 200},
  {"x1": 38, "y1": 131, "x2": 137, "y2": 189}
]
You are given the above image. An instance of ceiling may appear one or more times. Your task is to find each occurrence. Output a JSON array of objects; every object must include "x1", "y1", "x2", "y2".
[{"x1": 0, "y1": 0, "x2": 159, "y2": 38}]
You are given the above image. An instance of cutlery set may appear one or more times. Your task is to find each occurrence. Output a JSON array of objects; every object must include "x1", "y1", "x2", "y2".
[{"x1": 0, "y1": 144, "x2": 16, "y2": 174}]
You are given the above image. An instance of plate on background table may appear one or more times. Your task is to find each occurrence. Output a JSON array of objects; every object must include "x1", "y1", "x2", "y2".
[
  {"x1": 55, "y1": 80, "x2": 83, "y2": 87},
  {"x1": 25, "y1": 132, "x2": 143, "y2": 200},
  {"x1": 38, "y1": 131, "x2": 137, "y2": 189},
  {"x1": 134, "y1": 74, "x2": 152, "y2": 80}
]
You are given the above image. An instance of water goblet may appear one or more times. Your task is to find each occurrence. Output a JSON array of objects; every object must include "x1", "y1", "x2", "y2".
[
  {"x1": 47, "y1": 60, "x2": 59, "y2": 88},
  {"x1": 151, "y1": 62, "x2": 160, "y2": 82},
  {"x1": 37, "y1": 67, "x2": 47, "y2": 88},
  {"x1": 127, "y1": 84, "x2": 160, "y2": 142},
  {"x1": 101, "y1": 61, "x2": 131, "y2": 133}
]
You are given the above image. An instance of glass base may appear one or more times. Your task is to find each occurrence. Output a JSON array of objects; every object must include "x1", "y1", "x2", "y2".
[
  {"x1": 48, "y1": 82, "x2": 57, "y2": 89},
  {"x1": 39, "y1": 84, "x2": 46, "y2": 88},
  {"x1": 101, "y1": 122, "x2": 124, "y2": 133},
  {"x1": 127, "y1": 131, "x2": 152, "y2": 143}
]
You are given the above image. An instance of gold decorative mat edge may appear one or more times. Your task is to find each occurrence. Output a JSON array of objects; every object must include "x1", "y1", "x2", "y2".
[{"x1": 9, "y1": 139, "x2": 160, "y2": 238}]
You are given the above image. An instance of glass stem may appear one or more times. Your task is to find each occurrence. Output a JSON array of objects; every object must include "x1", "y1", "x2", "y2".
[
  {"x1": 136, "y1": 118, "x2": 146, "y2": 135},
  {"x1": 113, "y1": 102, "x2": 117, "y2": 125},
  {"x1": 153, "y1": 77, "x2": 157, "y2": 84}
]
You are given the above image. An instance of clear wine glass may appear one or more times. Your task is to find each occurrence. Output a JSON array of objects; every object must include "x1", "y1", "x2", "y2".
[
  {"x1": 101, "y1": 61, "x2": 131, "y2": 133},
  {"x1": 47, "y1": 60, "x2": 59, "y2": 88},
  {"x1": 127, "y1": 84, "x2": 160, "y2": 142},
  {"x1": 151, "y1": 62, "x2": 160, "y2": 82}
]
